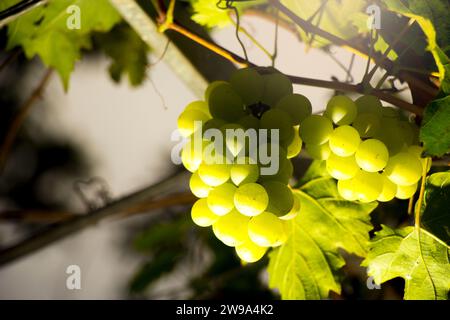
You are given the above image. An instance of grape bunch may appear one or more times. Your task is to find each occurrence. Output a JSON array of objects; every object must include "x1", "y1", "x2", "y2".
[
  {"x1": 301, "y1": 94, "x2": 431, "y2": 203},
  {"x1": 177, "y1": 67, "x2": 311, "y2": 263}
]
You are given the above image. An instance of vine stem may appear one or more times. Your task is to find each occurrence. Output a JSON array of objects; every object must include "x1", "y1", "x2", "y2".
[
  {"x1": 0, "y1": 69, "x2": 53, "y2": 173},
  {"x1": 0, "y1": 171, "x2": 191, "y2": 266},
  {"x1": 415, "y1": 158, "x2": 430, "y2": 230}
]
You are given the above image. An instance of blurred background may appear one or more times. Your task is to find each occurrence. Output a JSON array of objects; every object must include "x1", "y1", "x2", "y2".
[{"x1": 0, "y1": 6, "x2": 412, "y2": 299}]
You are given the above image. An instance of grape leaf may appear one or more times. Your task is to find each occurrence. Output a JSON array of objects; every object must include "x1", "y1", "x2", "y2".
[
  {"x1": 420, "y1": 96, "x2": 450, "y2": 157},
  {"x1": 268, "y1": 171, "x2": 377, "y2": 299},
  {"x1": 362, "y1": 225, "x2": 450, "y2": 300},
  {"x1": 94, "y1": 23, "x2": 150, "y2": 87},
  {"x1": 4, "y1": 0, "x2": 121, "y2": 89},
  {"x1": 421, "y1": 171, "x2": 450, "y2": 245}
]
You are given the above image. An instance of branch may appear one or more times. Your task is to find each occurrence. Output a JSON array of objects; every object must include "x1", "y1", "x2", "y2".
[
  {"x1": 0, "y1": 69, "x2": 53, "y2": 173},
  {"x1": 0, "y1": 0, "x2": 48, "y2": 28},
  {"x1": 0, "y1": 171, "x2": 191, "y2": 266}
]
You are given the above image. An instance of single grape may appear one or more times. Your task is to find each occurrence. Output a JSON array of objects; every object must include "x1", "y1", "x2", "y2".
[
  {"x1": 407, "y1": 145, "x2": 431, "y2": 173},
  {"x1": 198, "y1": 162, "x2": 231, "y2": 187},
  {"x1": 329, "y1": 125, "x2": 361, "y2": 157},
  {"x1": 337, "y1": 178, "x2": 358, "y2": 201},
  {"x1": 261, "y1": 71, "x2": 293, "y2": 106},
  {"x1": 352, "y1": 113, "x2": 380, "y2": 138},
  {"x1": 305, "y1": 142, "x2": 331, "y2": 160},
  {"x1": 286, "y1": 127, "x2": 302, "y2": 159},
  {"x1": 248, "y1": 212, "x2": 286, "y2": 247},
  {"x1": 384, "y1": 152, "x2": 423, "y2": 186},
  {"x1": 355, "y1": 95, "x2": 383, "y2": 118},
  {"x1": 355, "y1": 139, "x2": 389, "y2": 172},
  {"x1": 220, "y1": 123, "x2": 246, "y2": 157},
  {"x1": 352, "y1": 171, "x2": 383, "y2": 203},
  {"x1": 374, "y1": 119, "x2": 406, "y2": 155},
  {"x1": 203, "y1": 118, "x2": 227, "y2": 133},
  {"x1": 230, "y1": 157, "x2": 260, "y2": 186},
  {"x1": 230, "y1": 67, "x2": 264, "y2": 106},
  {"x1": 208, "y1": 82, "x2": 245, "y2": 122},
  {"x1": 279, "y1": 193, "x2": 301, "y2": 220},
  {"x1": 275, "y1": 94, "x2": 312, "y2": 125},
  {"x1": 326, "y1": 153, "x2": 359, "y2": 180},
  {"x1": 181, "y1": 139, "x2": 207, "y2": 172},
  {"x1": 396, "y1": 183, "x2": 418, "y2": 200},
  {"x1": 207, "y1": 183, "x2": 237, "y2": 216},
  {"x1": 191, "y1": 198, "x2": 220, "y2": 227},
  {"x1": 212, "y1": 210, "x2": 250, "y2": 247},
  {"x1": 234, "y1": 183, "x2": 269, "y2": 216},
  {"x1": 299, "y1": 115, "x2": 334, "y2": 145},
  {"x1": 324, "y1": 95, "x2": 357, "y2": 125},
  {"x1": 235, "y1": 238, "x2": 267, "y2": 263},
  {"x1": 259, "y1": 157, "x2": 293, "y2": 184},
  {"x1": 238, "y1": 115, "x2": 260, "y2": 130},
  {"x1": 184, "y1": 100, "x2": 211, "y2": 118},
  {"x1": 398, "y1": 120, "x2": 414, "y2": 146},
  {"x1": 377, "y1": 173, "x2": 397, "y2": 202},
  {"x1": 382, "y1": 107, "x2": 400, "y2": 118},
  {"x1": 189, "y1": 172, "x2": 212, "y2": 198},
  {"x1": 205, "y1": 80, "x2": 228, "y2": 101},
  {"x1": 260, "y1": 109, "x2": 294, "y2": 142},
  {"x1": 261, "y1": 181, "x2": 294, "y2": 216},
  {"x1": 177, "y1": 109, "x2": 210, "y2": 137}
]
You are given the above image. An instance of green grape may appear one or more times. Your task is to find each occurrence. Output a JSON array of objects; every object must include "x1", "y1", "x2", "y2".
[
  {"x1": 260, "y1": 109, "x2": 294, "y2": 142},
  {"x1": 299, "y1": 115, "x2": 334, "y2": 145},
  {"x1": 212, "y1": 210, "x2": 250, "y2": 247},
  {"x1": 384, "y1": 152, "x2": 423, "y2": 186},
  {"x1": 398, "y1": 120, "x2": 414, "y2": 146},
  {"x1": 184, "y1": 100, "x2": 211, "y2": 118},
  {"x1": 286, "y1": 127, "x2": 302, "y2": 159},
  {"x1": 355, "y1": 139, "x2": 389, "y2": 172},
  {"x1": 234, "y1": 183, "x2": 269, "y2": 217},
  {"x1": 396, "y1": 183, "x2": 418, "y2": 200},
  {"x1": 353, "y1": 171, "x2": 383, "y2": 203},
  {"x1": 337, "y1": 178, "x2": 358, "y2": 201},
  {"x1": 382, "y1": 106, "x2": 400, "y2": 118},
  {"x1": 275, "y1": 94, "x2": 312, "y2": 125},
  {"x1": 259, "y1": 157, "x2": 292, "y2": 184},
  {"x1": 220, "y1": 123, "x2": 245, "y2": 157},
  {"x1": 261, "y1": 71, "x2": 293, "y2": 106},
  {"x1": 177, "y1": 109, "x2": 210, "y2": 137},
  {"x1": 248, "y1": 212, "x2": 286, "y2": 247},
  {"x1": 230, "y1": 67, "x2": 264, "y2": 106},
  {"x1": 189, "y1": 171, "x2": 212, "y2": 198},
  {"x1": 328, "y1": 125, "x2": 361, "y2": 157},
  {"x1": 205, "y1": 80, "x2": 227, "y2": 101},
  {"x1": 352, "y1": 113, "x2": 380, "y2": 138},
  {"x1": 279, "y1": 193, "x2": 301, "y2": 220},
  {"x1": 230, "y1": 157, "x2": 260, "y2": 186},
  {"x1": 377, "y1": 173, "x2": 397, "y2": 202},
  {"x1": 407, "y1": 145, "x2": 431, "y2": 173},
  {"x1": 374, "y1": 119, "x2": 406, "y2": 155},
  {"x1": 191, "y1": 198, "x2": 219, "y2": 227},
  {"x1": 181, "y1": 139, "x2": 207, "y2": 172},
  {"x1": 207, "y1": 183, "x2": 237, "y2": 216},
  {"x1": 235, "y1": 239, "x2": 267, "y2": 263},
  {"x1": 326, "y1": 153, "x2": 359, "y2": 180},
  {"x1": 261, "y1": 181, "x2": 294, "y2": 216},
  {"x1": 198, "y1": 162, "x2": 231, "y2": 187},
  {"x1": 355, "y1": 95, "x2": 383, "y2": 118},
  {"x1": 237, "y1": 115, "x2": 260, "y2": 130},
  {"x1": 203, "y1": 118, "x2": 227, "y2": 133},
  {"x1": 208, "y1": 82, "x2": 245, "y2": 122},
  {"x1": 306, "y1": 142, "x2": 331, "y2": 160},
  {"x1": 324, "y1": 95, "x2": 357, "y2": 125}
]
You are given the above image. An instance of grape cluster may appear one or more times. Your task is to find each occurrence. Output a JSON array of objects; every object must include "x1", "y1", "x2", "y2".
[
  {"x1": 178, "y1": 67, "x2": 311, "y2": 263},
  {"x1": 301, "y1": 95, "x2": 430, "y2": 203}
]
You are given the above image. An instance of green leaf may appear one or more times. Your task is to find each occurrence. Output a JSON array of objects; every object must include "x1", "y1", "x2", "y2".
[
  {"x1": 5, "y1": 0, "x2": 121, "y2": 89},
  {"x1": 421, "y1": 171, "x2": 450, "y2": 245},
  {"x1": 134, "y1": 220, "x2": 189, "y2": 252},
  {"x1": 363, "y1": 225, "x2": 450, "y2": 300},
  {"x1": 420, "y1": 96, "x2": 450, "y2": 157},
  {"x1": 129, "y1": 250, "x2": 181, "y2": 293},
  {"x1": 268, "y1": 175, "x2": 377, "y2": 300},
  {"x1": 95, "y1": 23, "x2": 150, "y2": 87}
]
